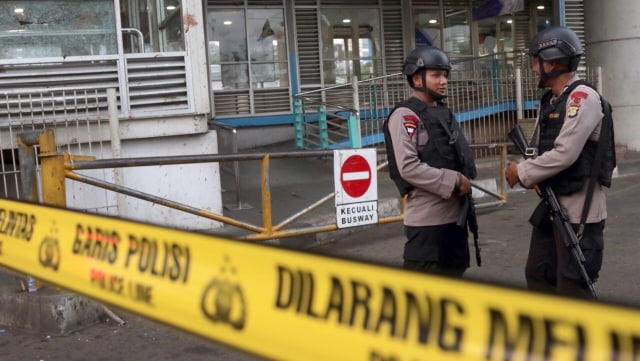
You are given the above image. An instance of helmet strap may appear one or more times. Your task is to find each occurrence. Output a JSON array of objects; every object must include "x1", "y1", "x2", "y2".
[{"x1": 537, "y1": 58, "x2": 572, "y2": 88}]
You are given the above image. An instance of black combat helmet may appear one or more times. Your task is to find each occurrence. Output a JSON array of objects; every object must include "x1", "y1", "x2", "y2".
[
  {"x1": 529, "y1": 26, "x2": 583, "y2": 71},
  {"x1": 402, "y1": 46, "x2": 450, "y2": 99},
  {"x1": 402, "y1": 46, "x2": 451, "y2": 76}
]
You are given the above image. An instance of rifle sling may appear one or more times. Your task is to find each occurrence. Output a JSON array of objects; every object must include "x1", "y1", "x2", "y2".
[{"x1": 578, "y1": 100, "x2": 611, "y2": 238}]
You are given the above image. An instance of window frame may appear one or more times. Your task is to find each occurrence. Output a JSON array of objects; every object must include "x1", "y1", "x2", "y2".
[{"x1": 206, "y1": 3, "x2": 291, "y2": 117}]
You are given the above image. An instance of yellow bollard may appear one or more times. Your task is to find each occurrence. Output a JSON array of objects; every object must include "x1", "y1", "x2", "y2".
[
  {"x1": 261, "y1": 155, "x2": 273, "y2": 237},
  {"x1": 38, "y1": 130, "x2": 67, "y2": 208},
  {"x1": 15, "y1": 129, "x2": 68, "y2": 291}
]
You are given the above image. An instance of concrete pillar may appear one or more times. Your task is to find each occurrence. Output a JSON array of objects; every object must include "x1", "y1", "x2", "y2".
[{"x1": 584, "y1": 0, "x2": 640, "y2": 150}]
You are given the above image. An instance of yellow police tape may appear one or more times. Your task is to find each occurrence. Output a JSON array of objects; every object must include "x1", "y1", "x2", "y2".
[{"x1": 1, "y1": 197, "x2": 640, "y2": 361}]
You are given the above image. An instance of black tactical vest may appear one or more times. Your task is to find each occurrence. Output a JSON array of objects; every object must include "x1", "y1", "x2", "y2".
[
  {"x1": 538, "y1": 80, "x2": 616, "y2": 195},
  {"x1": 383, "y1": 97, "x2": 477, "y2": 196}
]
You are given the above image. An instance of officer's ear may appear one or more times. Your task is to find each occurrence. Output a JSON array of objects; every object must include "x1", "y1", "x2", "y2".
[
  {"x1": 549, "y1": 59, "x2": 570, "y2": 72},
  {"x1": 412, "y1": 70, "x2": 425, "y2": 87},
  {"x1": 556, "y1": 58, "x2": 572, "y2": 71}
]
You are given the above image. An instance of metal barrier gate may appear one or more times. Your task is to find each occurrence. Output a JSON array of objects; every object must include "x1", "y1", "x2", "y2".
[{"x1": 17, "y1": 130, "x2": 507, "y2": 243}]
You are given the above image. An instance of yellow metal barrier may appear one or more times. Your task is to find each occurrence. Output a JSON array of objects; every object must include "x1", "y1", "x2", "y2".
[{"x1": 17, "y1": 130, "x2": 508, "y2": 243}]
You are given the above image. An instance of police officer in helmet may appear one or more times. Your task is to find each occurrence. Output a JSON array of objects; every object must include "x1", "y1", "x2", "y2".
[
  {"x1": 530, "y1": 26, "x2": 583, "y2": 88},
  {"x1": 383, "y1": 46, "x2": 477, "y2": 277},
  {"x1": 505, "y1": 26, "x2": 616, "y2": 299}
]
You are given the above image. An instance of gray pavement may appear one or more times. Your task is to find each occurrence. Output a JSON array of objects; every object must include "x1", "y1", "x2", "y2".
[
  {"x1": 1, "y1": 141, "x2": 640, "y2": 360},
  {"x1": 215, "y1": 142, "x2": 506, "y2": 246},
  {"x1": 312, "y1": 172, "x2": 640, "y2": 307}
]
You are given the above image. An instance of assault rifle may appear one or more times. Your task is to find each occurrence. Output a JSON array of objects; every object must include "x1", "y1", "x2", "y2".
[
  {"x1": 457, "y1": 193, "x2": 480, "y2": 266},
  {"x1": 508, "y1": 125, "x2": 597, "y2": 299}
]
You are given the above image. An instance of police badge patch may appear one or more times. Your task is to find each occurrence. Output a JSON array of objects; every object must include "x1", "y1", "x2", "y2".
[
  {"x1": 567, "y1": 90, "x2": 587, "y2": 118},
  {"x1": 402, "y1": 114, "x2": 419, "y2": 138},
  {"x1": 567, "y1": 105, "x2": 580, "y2": 118}
]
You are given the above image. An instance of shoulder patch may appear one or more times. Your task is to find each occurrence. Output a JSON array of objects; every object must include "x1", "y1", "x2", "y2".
[
  {"x1": 567, "y1": 89, "x2": 589, "y2": 118},
  {"x1": 402, "y1": 114, "x2": 419, "y2": 123},
  {"x1": 402, "y1": 114, "x2": 418, "y2": 138},
  {"x1": 570, "y1": 90, "x2": 589, "y2": 106}
]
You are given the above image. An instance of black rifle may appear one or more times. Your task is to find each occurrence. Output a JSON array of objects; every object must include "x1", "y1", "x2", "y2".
[
  {"x1": 457, "y1": 193, "x2": 481, "y2": 266},
  {"x1": 508, "y1": 124, "x2": 597, "y2": 299}
]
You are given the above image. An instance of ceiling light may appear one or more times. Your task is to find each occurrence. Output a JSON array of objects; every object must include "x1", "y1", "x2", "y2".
[
  {"x1": 166, "y1": 5, "x2": 176, "y2": 10},
  {"x1": 506, "y1": 19, "x2": 512, "y2": 24},
  {"x1": 14, "y1": 8, "x2": 24, "y2": 13},
  {"x1": 342, "y1": 19, "x2": 351, "y2": 24},
  {"x1": 429, "y1": 19, "x2": 437, "y2": 24},
  {"x1": 537, "y1": 5, "x2": 545, "y2": 10},
  {"x1": 223, "y1": 20, "x2": 232, "y2": 25}
]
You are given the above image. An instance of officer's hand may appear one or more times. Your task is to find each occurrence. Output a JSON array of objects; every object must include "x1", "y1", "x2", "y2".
[
  {"x1": 505, "y1": 160, "x2": 521, "y2": 188},
  {"x1": 533, "y1": 184, "x2": 541, "y2": 195},
  {"x1": 455, "y1": 173, "x2": 471, "y2": 196}
]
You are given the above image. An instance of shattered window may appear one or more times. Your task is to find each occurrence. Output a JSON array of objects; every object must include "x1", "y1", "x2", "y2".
[
  {"x1": 0, "y1": 0, "x2": 117, "y2": 59},
  {"x1": 207, "y1": 8, "x2": 288, "y2": 90}
]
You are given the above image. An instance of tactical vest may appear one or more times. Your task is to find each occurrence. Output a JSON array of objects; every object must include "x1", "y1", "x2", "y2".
[
  {"x1": 538, "y1": 80, "x2": 616, "y2": 195},
  {"x1": 383, "y1": 97, "x2": 477, "y2": 196}
]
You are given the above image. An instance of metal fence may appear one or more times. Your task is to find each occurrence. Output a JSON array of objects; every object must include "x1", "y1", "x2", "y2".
[
  {"x1": 0, "y1": 89, "x2": 116, "y2": 214},
  {"x1": 292, "y1": 61, "x2": 602, "y2": 161}
]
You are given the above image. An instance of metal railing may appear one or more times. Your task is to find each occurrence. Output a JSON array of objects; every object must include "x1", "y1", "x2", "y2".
[
  {"x1": 292, "y1": 56, "x2": 602, "y2": 162},
  {"x1": 0, "y1": 88, "x2": 114, "y2": 209},
  {"x1": 17, "y1": 128, "x2": 509, "y2": 246},
  {"x1": 7, "y1": 88, "x2": 509, "y2": 242},
  {"x1": 17, "y1": 129, "x2": 404, "y2": 241}
]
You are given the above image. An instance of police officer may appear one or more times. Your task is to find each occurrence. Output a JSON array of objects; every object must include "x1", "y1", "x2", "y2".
[
  {"x1": 505, "y1": 26, "x2": 616, "y2": 299},
  {"x1": 383, "y1": 46, "x2": 477, "y2": 277}
]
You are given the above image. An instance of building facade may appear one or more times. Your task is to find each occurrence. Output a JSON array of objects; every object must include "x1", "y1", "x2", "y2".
[
  {"x1": 1, "y1": 0, "x2": 220, "y2": 229},
  {"x1": 207, "y1": 0, "x2": 558, "y2": 126}
]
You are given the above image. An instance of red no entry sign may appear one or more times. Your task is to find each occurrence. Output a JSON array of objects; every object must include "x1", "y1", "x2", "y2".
[
  {"x1": 340, "y1": 154, "x2": 371, "y2": 198},
  {"x1": 334, "y1": 149, "x2": 377, "y2": 206}
]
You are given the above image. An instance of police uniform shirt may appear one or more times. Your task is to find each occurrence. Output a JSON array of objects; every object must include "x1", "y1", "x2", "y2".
[
  {"x1": 387, "y1": 99, "x2": 461, "y2": 227},
  {"x1": 517, "y1": 75, "x2": 607, "y2": 223}
]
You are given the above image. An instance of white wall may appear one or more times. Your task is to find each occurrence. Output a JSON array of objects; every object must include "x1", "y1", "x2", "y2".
[
  {"x1": 65, "y1": 132, "x2": 223, "y2": 231},
  {"x1": 585, "y1": 0, "x2": 640, "y2": 151}
]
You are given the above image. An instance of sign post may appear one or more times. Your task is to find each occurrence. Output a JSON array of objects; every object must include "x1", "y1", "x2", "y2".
[{"x1": 334, "y1": 149, "x2": 378, "y2": 229}]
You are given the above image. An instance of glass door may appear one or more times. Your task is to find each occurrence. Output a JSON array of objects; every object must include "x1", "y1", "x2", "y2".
[{"x1": 120, "y1": 0, "x2": 184, "y2": 53}]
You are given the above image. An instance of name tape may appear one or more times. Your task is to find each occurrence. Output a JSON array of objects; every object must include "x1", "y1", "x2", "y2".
[{"x1": 1, "y1": 198, "x2": 640, "y2": 361}]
